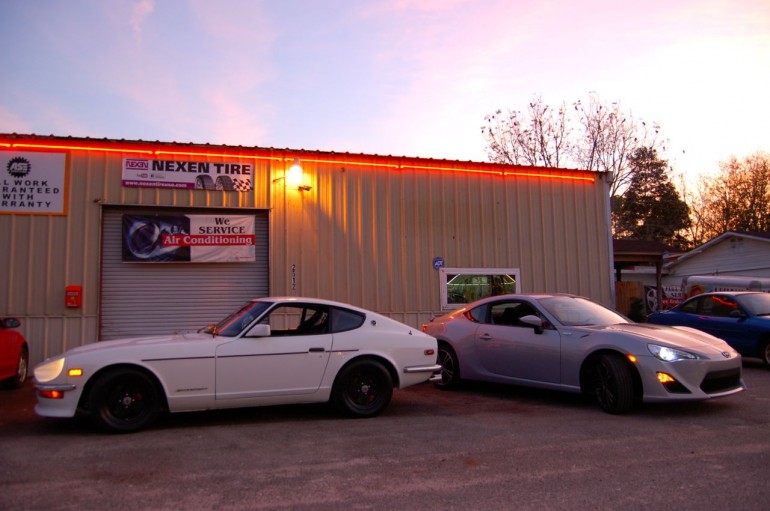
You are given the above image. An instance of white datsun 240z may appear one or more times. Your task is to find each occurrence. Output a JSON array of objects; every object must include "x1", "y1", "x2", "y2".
[{"x1": 34, "y1": 297, "x2": 440, "y2": 433}]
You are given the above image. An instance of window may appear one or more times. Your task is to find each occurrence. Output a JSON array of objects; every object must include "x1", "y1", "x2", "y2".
[
  {"x1": 206, "y1": 301, "x2": 272, "y2": 337},
  {"x1": 331, "y1": 308, "x2": 366, "y2": 332},
  {"x1": 259, "y1": 304, "x2": 330, "y2": 335},
  {"x1": 737, "y1": 293, "x2": 770, "y2": 316},
  {"x1": 538, "y1": 296, "x2": 626, "y2": 326},
  {"x1": 680, "y1": 298, "x2": 699, "y2": 314},
  {"x1": 489, "y1": 301, "x2": 538, "y2": 327},
  {"x1": 250, "y1": 304, "x2": 364, "y2": 336},
  {"x1": 467, "y1": 305, "x2": 486, "y2": 323},
  {"x1": 701, "y1": 295, "x2": 738, "y2": 317},
  {"x1": 439, "y1": 268, "x2": 520, "y2": 310}
]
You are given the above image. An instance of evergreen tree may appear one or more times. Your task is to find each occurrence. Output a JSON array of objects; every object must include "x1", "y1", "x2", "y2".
[{"x1": 614, "y1": 147, "x2": 691, "y2": 247}]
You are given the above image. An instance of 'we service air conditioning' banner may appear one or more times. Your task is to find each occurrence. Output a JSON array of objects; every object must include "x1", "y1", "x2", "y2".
[{"x1": 122, "y1": 214, "x2": 256, "y2": 263}]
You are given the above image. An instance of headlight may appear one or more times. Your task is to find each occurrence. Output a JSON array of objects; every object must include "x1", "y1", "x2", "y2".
[
  {"x1": 34, "y1": 357, "x2": 66, "y2": 382},
  {"x1": 648, "y1": 344, "x2": 698, "y2": 362}
]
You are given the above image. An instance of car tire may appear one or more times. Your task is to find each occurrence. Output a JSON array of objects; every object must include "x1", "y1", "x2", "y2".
[
  {"x1": 88, "y1": 368, "x2": 162, "y2": 433},
  {"x1": 762, "y1": 340, "x2": 770, "y2": 368},
  {"x1": 7, "y1": 346, "x2": 28, "y2": 389},
  {"x1": 591, "y1": 354, "x2": 634, "y2": 414},
  {"x1": 434, "y1": 342, "x2": 461, "y2": 390},
  {"x1": 332, "y1": 359, "x2": 393, "y2": 418}
]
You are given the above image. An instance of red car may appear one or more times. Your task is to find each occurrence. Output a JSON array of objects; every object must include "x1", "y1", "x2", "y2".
[{"x1": 1, "y1": 317, "x2": 28, "y2": 388}]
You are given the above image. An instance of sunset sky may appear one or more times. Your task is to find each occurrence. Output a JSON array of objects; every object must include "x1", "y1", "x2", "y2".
[{"x1": 1, "y1": 0, "x2": 768, "y2": 185}]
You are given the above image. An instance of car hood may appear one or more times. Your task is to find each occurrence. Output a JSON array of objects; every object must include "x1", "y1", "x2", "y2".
[
  {"x1": 64, "y1": 331, "x2": 214, "y2": 355},
  {"x1": 575, "y1": 323, "x2": 732, "y2": 351}
]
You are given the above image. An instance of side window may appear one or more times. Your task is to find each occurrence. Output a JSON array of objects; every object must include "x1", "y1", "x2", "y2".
[
  {"x1": 489, "y1": 301, "x2": 538, "y2": 327},
  {"x1": 702, "y1": 295, "x2": 738, "y2": 317},
  {"x1": 330, "y1": 307, "x2": 365, "y2": 333},
  {"x1": 679, "y1": 298, "x2": 699, "y2": 314},
  {"x1": 466, "y1": 305, "x2": 487, "y2": 324},
  {"x1": 259, "y1": 305, "x2": 330, "y2": 336}
]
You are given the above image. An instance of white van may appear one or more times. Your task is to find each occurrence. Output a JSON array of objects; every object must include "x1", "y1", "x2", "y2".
[{"x1": 682, "y1": 275, "x2": 770, "y2": 298}]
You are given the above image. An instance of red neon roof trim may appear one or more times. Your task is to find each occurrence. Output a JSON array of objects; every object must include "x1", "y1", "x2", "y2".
[
  {"x1": 289, "y1": 157, "x2": 399, "y2": 169},
  {"x1": 504, "y1": 170, "x2": 595, "y2": 183},
  {"x1": 157, "y1": 150, "x2": 283, "y2": 161},
  {"x1": 2, "y1": 138, "x2": 597, "y2": 183},
  {"x1": 11, "y1": 142, "x2": 154, "y2": 155}
]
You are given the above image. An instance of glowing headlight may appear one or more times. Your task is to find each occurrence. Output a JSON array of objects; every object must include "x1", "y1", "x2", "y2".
[
  {"x1": 648, "y1": 344, "x2": 698, "y2": 362},
  {"x1": 34, "y1": 357, "x2": 66, "y2": 383}
]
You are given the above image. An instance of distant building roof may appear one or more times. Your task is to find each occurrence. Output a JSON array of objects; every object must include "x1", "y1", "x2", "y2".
[
  {"x1": 613, "y1": 239, "x2": 674, "y2": 257},
  {"x1": 666, "y1": 231, "x2": 770, "y2": 269}
]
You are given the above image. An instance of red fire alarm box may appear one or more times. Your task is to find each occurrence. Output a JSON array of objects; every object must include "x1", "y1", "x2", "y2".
[{"x1": 65, "y1": 285, "x2": 82, "y2": 308}]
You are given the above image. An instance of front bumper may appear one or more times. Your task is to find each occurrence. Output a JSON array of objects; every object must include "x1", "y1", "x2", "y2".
[
  {"x1": 635, "y1": 355, "x2": 746, "y2": 403},
  {"x1": 33, "y1": 381, "x2": 82, "y2": 418}
]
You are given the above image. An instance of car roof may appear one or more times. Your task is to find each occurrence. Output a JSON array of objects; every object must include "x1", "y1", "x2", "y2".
[
  {"x1": 459, "y1": 293, "x2": 584, "y2": 307},
  {"x1": 250, "y1": 296, "x2": 372, "y2": 313},
  {"x1": 478, "y1": 293, "x2": 579, "y2": 300},
  {"x1": 688, "y1": 291, "x2": 767, "y2": 297}
]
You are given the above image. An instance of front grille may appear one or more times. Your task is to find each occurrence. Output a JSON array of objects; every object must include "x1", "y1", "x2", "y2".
[{"x1": 700, "y1": 368, "x2": 742, "y2": 394}]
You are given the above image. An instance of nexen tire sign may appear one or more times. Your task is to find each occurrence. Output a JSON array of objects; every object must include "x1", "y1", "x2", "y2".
[
  {"x1": 122, "y1": 158, "x2": 253, "y2": 191},
  {"x1": 122, "y1": 214, "x2": 256, "y2": 263}
]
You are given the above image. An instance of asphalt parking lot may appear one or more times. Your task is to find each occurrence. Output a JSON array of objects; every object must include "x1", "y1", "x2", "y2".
[{"x1": 2, "y1": 361, "x2": 770, "y2": 511}]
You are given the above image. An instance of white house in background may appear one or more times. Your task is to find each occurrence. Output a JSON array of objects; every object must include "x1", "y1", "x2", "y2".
[
  {"x1": 666, "y1": 231, "x2": 770, "y2": 279},
  {"x1": 616, "y1": 231, "x2": 770, "y2": 312}
]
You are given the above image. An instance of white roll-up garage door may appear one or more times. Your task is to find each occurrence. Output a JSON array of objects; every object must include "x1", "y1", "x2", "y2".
[{"x1": 100, "y1": 207, "x2": 269, "y2": 340}]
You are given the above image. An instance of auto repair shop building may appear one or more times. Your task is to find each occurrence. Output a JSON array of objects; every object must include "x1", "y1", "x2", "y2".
[{"x1": 1, "y1": 134, "x2": 613, "y2": 365}]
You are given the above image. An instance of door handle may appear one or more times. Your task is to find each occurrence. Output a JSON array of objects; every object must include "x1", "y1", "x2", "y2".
[
  {"x1": 309, "y1": 347, "x2": 325, "y2": 353},
  {"x1": 479, "y1": 334, "x2": 493, "y2": 341}
]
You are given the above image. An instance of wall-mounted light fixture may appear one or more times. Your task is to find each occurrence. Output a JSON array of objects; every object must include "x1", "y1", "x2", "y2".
[{"x1": 287, "y1": 158, "x2": 312, "y2": 191}]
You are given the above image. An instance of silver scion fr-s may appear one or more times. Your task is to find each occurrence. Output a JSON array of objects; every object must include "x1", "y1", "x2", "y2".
[{"x1": 423, "y1": 294, "x2": 745, "y2": 414}]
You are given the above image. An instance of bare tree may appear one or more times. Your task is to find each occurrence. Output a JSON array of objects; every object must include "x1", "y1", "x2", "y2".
[
  {"x1": 482, "y1": 93, "x2": 662, "y2": 198},
  {"x1": 481, "y1": 96, "x2": 571, "y2": 168},
  {"x1": 573, "y1": 94, "x2": 661, "y2": 197}
]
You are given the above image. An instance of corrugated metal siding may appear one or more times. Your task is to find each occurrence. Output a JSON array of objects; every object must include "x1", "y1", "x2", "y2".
[
  {"x1": 270, "y1": 159, "x2": 612, "y2": 328},
  {"x1": 100, "y1": 208, "x2": 269, "y2": 339},
  {"x1": 1, "y1": 160, "x2": 105, "y2": 363},
  {"x1": 1, "y1": 143, "x2": 273, "y2": 363},
  {"x1": 1, "y1": 136, "x2": 611, "y2": 365}
]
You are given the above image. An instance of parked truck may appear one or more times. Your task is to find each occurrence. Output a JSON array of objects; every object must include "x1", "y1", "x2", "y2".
[{"x1": 682, "y1": 275, "x2": 770, "y2": 298}]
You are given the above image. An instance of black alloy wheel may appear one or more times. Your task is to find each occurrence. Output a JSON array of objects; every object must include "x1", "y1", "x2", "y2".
[
  {"x1": 88, "y1": 368, "x2": 161, "y2": 433},
  {"x1": 332, "y1": 359, "x2": 393, "y2": 418},
  {"x1": 591, "y1": 354, "x2": 634, "y2": 414},
  {"x1": 434, "y1": 343, "x2": 460, "y2": 390}
]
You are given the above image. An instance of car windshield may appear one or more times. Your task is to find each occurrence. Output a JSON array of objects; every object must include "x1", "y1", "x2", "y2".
[
  {"x1": 537, "y1": 296, "x2": 629, "y2": 326},
  {"x1": 199, "y1": 301, "x2": 272, "y2": 337},
  {"x1": 736, "y1": 293, "x2": 770, "y2": 316}
]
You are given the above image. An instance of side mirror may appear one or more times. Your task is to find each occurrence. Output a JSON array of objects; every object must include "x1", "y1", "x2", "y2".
[
  {"x1": 0, "y1": 317, "x2": 21, "y2": 329},
  {"x1": 520, "y1": 315, "x2": 545, "y2": 335},
  {"x1": 245, "y1": 323, "x2": 271, "y2": 338}
]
